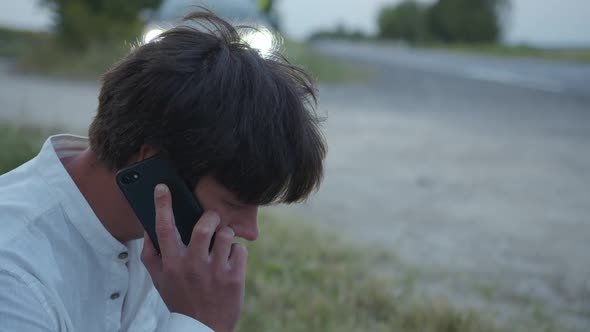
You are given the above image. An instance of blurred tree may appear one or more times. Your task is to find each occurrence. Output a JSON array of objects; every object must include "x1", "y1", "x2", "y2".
[
  {"x1": 257, "y1": 0, "x2": 273, "y2": 14},
  {"x1": 377, "y1": 1, "x2": 429, "y2": 43},
  {"x1": 257, "y1": 0, "x2": 281, "y2": 31},
  {"x1": 427, "y1": 0, "x2": 509, "y2": 43},
  {"x1": 309, "y1": 23, "x2": 368, "y2": 42},
  {"x1": 40, "y1": 0, "x2": 162, "y2": 50}
]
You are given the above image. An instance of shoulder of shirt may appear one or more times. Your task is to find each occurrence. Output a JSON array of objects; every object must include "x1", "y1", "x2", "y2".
[{"x1": 0, "y1": 157, "x2": 63, "y2": 249}]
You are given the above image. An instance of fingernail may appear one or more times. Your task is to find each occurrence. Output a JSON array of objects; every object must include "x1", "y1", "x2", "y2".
[
  {"x1": 222, "y1": 227, "x2": 235, "y2": 237},
  {"x1": 155, "y1": 184, "x2": 168, "y2": 197}
]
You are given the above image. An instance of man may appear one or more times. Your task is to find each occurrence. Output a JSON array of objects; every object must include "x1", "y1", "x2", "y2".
[{"x1": 0, "y1": 12, "x2": 326, "y2": 332}]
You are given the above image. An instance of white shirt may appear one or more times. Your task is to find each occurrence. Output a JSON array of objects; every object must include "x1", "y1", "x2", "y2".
[{"x1": 0, "y1": 135, "x2": 213, "y2": 332}]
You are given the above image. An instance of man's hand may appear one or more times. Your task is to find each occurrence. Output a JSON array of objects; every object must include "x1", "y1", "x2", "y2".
[{"x1": 141, "y1": 184, "x2": 247, "y2": 332}]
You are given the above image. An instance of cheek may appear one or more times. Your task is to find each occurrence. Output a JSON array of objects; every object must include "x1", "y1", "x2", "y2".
[{"x1": 192, "y1": 189, "x2": 233, "y2": 227}]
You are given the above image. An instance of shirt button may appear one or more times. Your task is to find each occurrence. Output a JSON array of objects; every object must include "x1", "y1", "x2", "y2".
[
  {"x1": 118, "y1": 252, "x2": 128, "y2": 260},
  {"x1": 110, "y1": 292, "x2": 120, "y2": 300}
]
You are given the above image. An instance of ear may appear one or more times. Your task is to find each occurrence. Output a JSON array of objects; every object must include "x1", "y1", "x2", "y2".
[
  {"x1": 126, "y1": 145, "x2": 160, "y2": 165},
  {"x1": 138, "y1": 145, "x2": 160, "y2": 160}
]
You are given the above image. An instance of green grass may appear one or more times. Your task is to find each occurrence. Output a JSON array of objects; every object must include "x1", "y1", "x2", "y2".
[
  {"x1": 0, "y1": 26, "x2": 371, "y2": 83},
  {"x1": 0, "y1": 26, "x2": 128, "y2": 79},
  {"x1": 240, "y1": 212, "x2": 503, "y2": 332},
  {"x1": 283, "y1": 40, "x2": 373, "y2": 83},
  {"x1": 20, "y1": 40, "x2": 130, "y2": 80},
  {"x1": 0, "y1": 126, "x2": 58, "y2": 175},
  {"x1": 0, "y1": 27, "x2": 47, "y2": 58},
  {"x1": 423, "y1": 43, "x2": 590, "y2": 63}
]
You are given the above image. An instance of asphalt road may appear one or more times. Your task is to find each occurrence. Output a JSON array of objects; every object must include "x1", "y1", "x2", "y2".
[
  {"x1": 1, "y1": 43, "x2": 589, "y2": 330},
  {"x1": 312, "y1": 40, "x2": 590, "y2": 98}
]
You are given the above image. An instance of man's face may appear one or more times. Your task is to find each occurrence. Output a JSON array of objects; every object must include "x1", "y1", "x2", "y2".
[{"x1": 192, "y1": 175, "x2": 259, "y2": 242}]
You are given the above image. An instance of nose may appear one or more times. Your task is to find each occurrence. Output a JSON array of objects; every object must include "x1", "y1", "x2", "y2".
[
  {"x1": 239, "y1": 225, "x2": 259, "y2": 242},
  {"x1": 236, "y1": 206, "x2": 259, "y2": 241}
]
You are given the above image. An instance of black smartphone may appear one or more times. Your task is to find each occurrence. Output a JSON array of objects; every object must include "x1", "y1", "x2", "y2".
[{"x1": 116, "y1": 156, "x2": 203, "y2": 253}]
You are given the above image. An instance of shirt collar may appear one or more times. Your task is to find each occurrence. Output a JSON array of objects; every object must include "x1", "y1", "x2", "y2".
[{"x1": 34, "y1": 134, "x2": 128, "y2": 257}]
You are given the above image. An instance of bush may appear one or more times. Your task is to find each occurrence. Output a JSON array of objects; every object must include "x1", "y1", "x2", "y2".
[
  {"x1": 0, "y1": 27, "x2": 48, "y2": 58},
  {"x1": 378, "y1": 1, "x2": 430, "y2": 43},
  {"x1": 427, "y1": 0, "x2": 502, "y2": 43},
  {"x1": 39, "y1": 0, "x2": 162, "y2": 50},
  {"x1": 377, "y1": 0, "x2": 509, "y2": 44},
  {"x1": 0, "y1": 126, "x2": 50, "y2": 175},
  {"x1": 309, "y1": 24, "x2": 369, "y2": 42},
  {"x1": 18, "y1": 36, "x2": 130, "y2": 79}
]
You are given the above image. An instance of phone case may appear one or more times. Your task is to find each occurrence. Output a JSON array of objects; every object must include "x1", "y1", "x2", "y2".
[{"x1": 116, "y1": 156, "x2": 203, "y2": 252}]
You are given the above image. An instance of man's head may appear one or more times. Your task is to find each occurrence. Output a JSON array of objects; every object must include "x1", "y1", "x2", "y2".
[
  {"x1": 88, "y1": 12, "x2": 326, "y2": 238},
  {"x1": 89, "y1": 13, "x2": 326, "y2": 239}
]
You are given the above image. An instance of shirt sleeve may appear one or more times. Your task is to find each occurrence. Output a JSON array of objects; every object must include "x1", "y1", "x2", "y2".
[
  {"x1": 159, "y1": 313, "x2": 214, "y2": 332},
  {"x1": 0, "y1": 271, "x2": 55, "y2": 332}
]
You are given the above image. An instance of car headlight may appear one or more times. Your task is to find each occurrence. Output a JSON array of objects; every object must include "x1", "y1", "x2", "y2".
[
  {"x1": 143, "y1": 26, "x2": 277, "y2": 58},
  {"x1": 241, "y1": 27, "x2": 276, "y2": 58},
  {"x1": 143, "y1": 28, "x2": 165, "y2": 44}
]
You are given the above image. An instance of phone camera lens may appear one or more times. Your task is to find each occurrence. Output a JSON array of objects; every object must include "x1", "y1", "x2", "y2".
[{"x1": 121, "y1": 172, "x2": 140, "y2": 184}]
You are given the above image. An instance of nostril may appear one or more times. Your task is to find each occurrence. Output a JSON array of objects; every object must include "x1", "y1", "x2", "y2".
[{"x1": 234, "y1": 227, "x2": 258, "y2": 242}]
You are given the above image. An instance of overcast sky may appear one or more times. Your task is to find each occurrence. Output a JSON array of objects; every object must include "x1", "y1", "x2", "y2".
[{"x1": 1, "y1": 0, "x2": 589, "y2": 47}]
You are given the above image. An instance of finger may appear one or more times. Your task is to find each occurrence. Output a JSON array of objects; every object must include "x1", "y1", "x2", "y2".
[
  {"x1": 154, "y1": 184, "x2": 182, "y2": 259},
  {"x1": 187, "y1": 211, "x2": 221, "y2": 260},
  {"x1": 141, "y1": 231, "x2": 162, "y2": 275},
  {"x1": 142, "y1": 230, "x2": 159, "y2": 258},
  {"x1": 229, "y1": 243, "x2": 248, "y2": 276},
  {"x1": 211, "y1": 227, "x2": 235, "y2": 269}
]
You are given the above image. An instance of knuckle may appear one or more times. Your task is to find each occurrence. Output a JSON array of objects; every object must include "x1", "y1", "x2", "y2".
[
  {"x1": 227, "y1": 271, "x2": 244, "y2": 286},
  {"x1": 184, "y1": 265, "x2": 201, "y2": 278},
  {"x1": 217, "y1": 229, "x2": 234, "y2": 242},
  {"x1": 193, "y1": 226, "x2": 211, "y2": 239},
  {"x1": 212, "y1": 268, "x2": 226, "y2": 282},
  {"x1": 234, "y1": 243, "x2": 247, "y2": 257},
  {"x1": 155, "y1": 196, "x2": 170, "y2": 210},
  {"x1": 162, "y1": 264, "x2": 182, "y2": 278},
  {"x1": 201, "y1": 211, "x2": 221, "y2": 226},
  {"x1": 192, "y1": 212, "x2": 221, "y2": 240},
  {"x1": 155, "y1": 221, "x2": 171, "y2": 235}
]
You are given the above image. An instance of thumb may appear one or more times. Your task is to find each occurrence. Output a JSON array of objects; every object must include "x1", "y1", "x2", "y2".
[{"x1": 141, "y1": 231, "x2": 162, "y2": 276}]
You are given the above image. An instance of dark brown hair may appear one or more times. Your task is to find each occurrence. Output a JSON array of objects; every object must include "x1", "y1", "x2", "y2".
[{"x1": 89, "y1": 11, "x2": 326, "y2": 204}]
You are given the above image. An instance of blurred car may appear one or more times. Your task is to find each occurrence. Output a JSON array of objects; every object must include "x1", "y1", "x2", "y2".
[{"x1": 142, "y1": 0, "x2": 277, "y2": 56}]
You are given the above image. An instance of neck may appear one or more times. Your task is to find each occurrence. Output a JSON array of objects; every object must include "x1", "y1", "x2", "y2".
[{"x1": 62, "y1": 149, "x2": 144, "y2": 243}]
